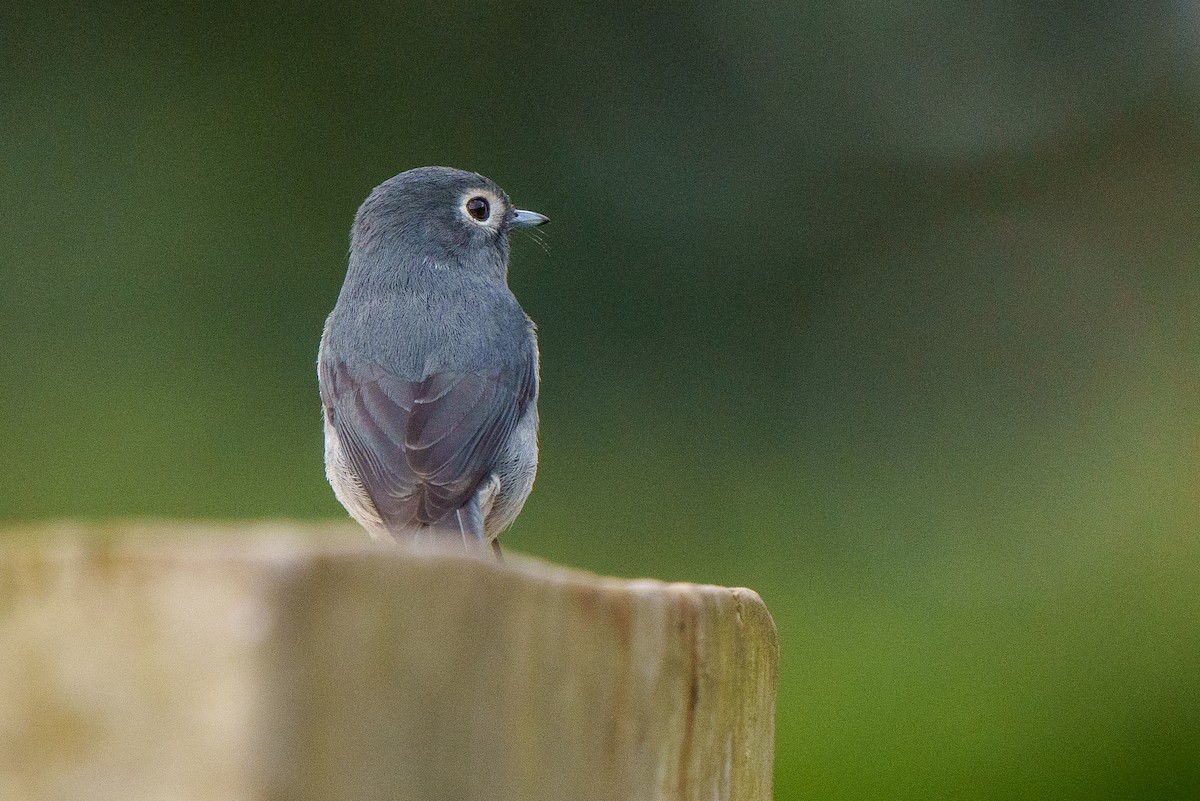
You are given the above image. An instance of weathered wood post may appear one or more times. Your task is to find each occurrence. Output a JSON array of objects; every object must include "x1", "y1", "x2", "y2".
[{"x1": 0, "y1": 523, "x2": 778, "y2": 801}]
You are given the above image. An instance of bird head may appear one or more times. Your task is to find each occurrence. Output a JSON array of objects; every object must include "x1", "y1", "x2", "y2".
[{"x1": 348, "y1": 166, "x2": 548, "y2": 282}]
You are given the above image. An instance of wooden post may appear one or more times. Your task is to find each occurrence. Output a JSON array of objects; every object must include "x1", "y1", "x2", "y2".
[{"x1": 0, "y1": 523, "x2": 778, "y2": 801}]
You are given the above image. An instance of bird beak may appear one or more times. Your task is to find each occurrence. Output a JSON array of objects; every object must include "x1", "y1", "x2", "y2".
[{"x1": 510, "y1": 209, "x2": 550, "y2": 228}]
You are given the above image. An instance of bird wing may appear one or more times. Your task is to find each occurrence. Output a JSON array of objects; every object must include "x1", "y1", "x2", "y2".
[{"x1": 319, "y1": 353, "x2": 536, "y2": 532}]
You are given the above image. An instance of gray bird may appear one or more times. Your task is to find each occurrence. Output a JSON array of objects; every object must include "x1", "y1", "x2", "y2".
[{"x1": 318, "y1": 166, "x2": 548, "y2": 554}]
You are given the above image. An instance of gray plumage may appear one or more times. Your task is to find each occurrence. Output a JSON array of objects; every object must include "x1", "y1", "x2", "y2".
[{"x1": 318, "y1": 166, "x2": 548, "y2": 553}]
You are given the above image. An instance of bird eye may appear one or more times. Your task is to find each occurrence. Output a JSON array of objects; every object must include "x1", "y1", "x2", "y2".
[{"x1": 466, "y1": 196, "x2": 490, "y2": 222}]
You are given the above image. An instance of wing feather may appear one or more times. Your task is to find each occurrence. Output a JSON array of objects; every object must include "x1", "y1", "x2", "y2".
[{"x1": 319, "y1": 350, "x2": 535, "y2": 533}]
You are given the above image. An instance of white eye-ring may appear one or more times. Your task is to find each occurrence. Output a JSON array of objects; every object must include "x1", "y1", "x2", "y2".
[{"x1": 461, "y1": 189, "x2": 503, "y2": 227}]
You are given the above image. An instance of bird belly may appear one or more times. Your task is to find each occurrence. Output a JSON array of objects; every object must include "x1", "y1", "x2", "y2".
[
  {"x1": 323, "y1": 415, "x2": 391, "y2": 540},
  {"x1": 484, "y1": 407, "x2": 539, "y2": 539}
]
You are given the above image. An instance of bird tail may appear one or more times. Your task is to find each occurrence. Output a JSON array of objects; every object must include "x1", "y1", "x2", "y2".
[{"x1": 404, "y1": 493, "x2": 500, "y2": 558}]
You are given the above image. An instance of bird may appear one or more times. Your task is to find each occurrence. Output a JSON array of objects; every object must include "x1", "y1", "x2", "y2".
[{"x1": 317, "y1": 166, "x2": 548, "y2": 555}]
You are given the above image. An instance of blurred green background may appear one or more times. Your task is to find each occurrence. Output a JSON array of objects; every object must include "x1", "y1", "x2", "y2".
[{"x1": 3, "y1": 2, "x2": 1200, "y2": 798}]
